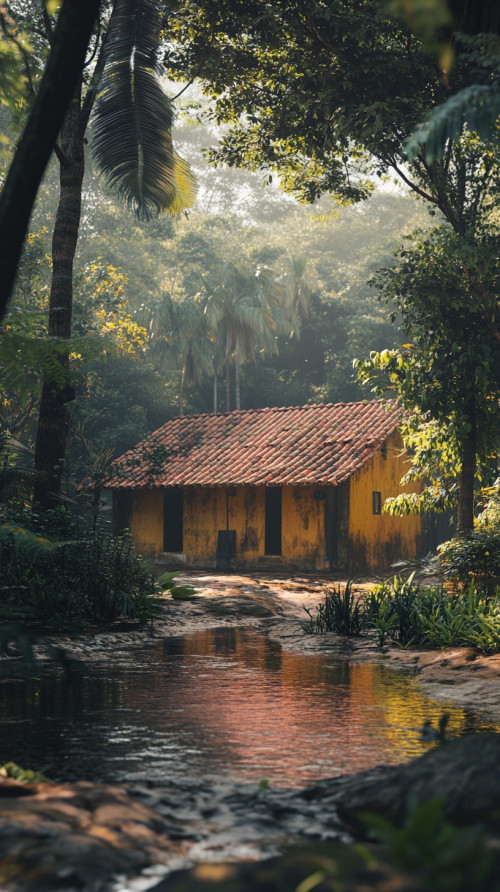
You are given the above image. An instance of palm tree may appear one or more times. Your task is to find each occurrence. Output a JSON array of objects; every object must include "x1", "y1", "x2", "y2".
[
  {"x1": 143, "y1": 293, "x2": 212, "y2": 415},
  {"x1": 32, "y1": 0, "x2": 196, "y2": 508},
  {"x1": 282, "y1": 255, "x2": 314, "y2": 325},
  {"x1": 202, "y1": 263, "x2": 284, "y2": 412}
]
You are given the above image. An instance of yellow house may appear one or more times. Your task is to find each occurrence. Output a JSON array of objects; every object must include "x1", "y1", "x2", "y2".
[{"x1": 106, "y1": 401, "x2": 423, "y2": 574}]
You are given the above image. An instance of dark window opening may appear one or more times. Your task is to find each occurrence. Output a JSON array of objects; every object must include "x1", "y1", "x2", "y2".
[
  {"x1": 372, "y1": 491, "x2": 382, "y2": 515},
  {"x1": 265, "y1": 487, "x2": 282, "y2": 555},
  {"x1": 163, "y1": 489, "x2": 183, "y2": 551}
]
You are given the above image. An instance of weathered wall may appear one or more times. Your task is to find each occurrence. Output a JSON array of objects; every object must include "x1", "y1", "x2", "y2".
[
  {"x1": 129, "y1": 489, "x2": 163, "y2": 554},
  {"x1": 184, "y1": 486, "x2": 325, "y2": 569},
  {"x1": 282, "y1": 486, "x2": 327, "y2": 569},
  {"x1": 347, "y1": 431, "x2": 423, "y2": 573},
  {"x1": 127, "y1": 485, "x2": 328, "y2": 570}
]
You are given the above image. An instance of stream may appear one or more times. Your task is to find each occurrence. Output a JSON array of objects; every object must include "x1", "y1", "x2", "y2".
[{"x1": 1, "y1": 627, "x2": 498, "y2": 788}]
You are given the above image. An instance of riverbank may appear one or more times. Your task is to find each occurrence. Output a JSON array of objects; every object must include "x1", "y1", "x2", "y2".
[
  {"x1": 3, "y1": 571, "x2": 500, "y2": 892},
  {"x1": 40, "y1": 571, "x2": 500, "y2": 720}
]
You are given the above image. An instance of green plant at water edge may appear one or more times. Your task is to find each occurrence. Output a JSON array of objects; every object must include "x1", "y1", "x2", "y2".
[
  {"x1": 418, "y1": 581, "x2": 500, "y2": 654},
  {"x1": 365, "y1": 573, "x2": 426, "y2": 647},
  {"x1": 157, "y1": 570, "x2": 197, "y2": 600},
  {"x1": 301, "y1": 573, "x2": 500, "y2": 655},
  {"x1": 302, "y1": 581, "x2": 364, "y2": 636},
  {"x1": 0, "y1": 506, "x2": 163, "y2": 627},
  {"x1": 0, "y1": 762, "x2": 49, "y2": 784},
  {"x1": 360, "y1": 796, "x2": 500, "y2": 892}
]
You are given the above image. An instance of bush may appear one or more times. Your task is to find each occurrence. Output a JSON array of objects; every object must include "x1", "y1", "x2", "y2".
[
  {"x1": 0, "y1": 507, "x2": 162, "y2": 627},
  {"x1": 302, "y1": 573, "x2": 500, "y2": 655},
  {"x1": 438, "y1": 531, "x2": 500, "y2": 595}
]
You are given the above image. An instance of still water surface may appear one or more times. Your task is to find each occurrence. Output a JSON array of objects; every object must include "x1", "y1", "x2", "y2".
[{"x1": 1, "y1": 628, "x2": 499, "y2": 788}]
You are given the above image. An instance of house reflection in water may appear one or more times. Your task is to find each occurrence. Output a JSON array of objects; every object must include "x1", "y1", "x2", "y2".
[
  {"x1": 0, "y1": 628, "x2": 496, "y2": 787},
  {"x1": 144, "y1": 628, "x2": 493, "y2": 785}
]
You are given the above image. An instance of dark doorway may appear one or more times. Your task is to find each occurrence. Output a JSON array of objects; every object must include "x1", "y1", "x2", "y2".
[
  {"x1": 265, "y1": 487, "x2": 282, "y2": 555},
  {"x1": 163, "y1": 489, "x2": 183, "y2": 552},
  {"x1": 112, "y1": 490, "x2": 132, "y2": 537}
]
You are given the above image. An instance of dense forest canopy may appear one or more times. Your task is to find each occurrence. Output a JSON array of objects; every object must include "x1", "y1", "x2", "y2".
[{"x1": 0, "y1": 0, "x2": 498, "y2": 533}]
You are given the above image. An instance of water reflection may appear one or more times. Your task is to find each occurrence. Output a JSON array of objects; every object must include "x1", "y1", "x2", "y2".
[{"x1": 0, "y1": 628, "x2": 498, "y2": 788}]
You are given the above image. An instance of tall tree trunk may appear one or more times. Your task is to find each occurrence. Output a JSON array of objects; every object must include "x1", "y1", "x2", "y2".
[
  {"x1": 179, "y1": 361, "x2": 186, "y2": 416},
  {"x1": 0, "y1": 0, "x2": 101, "y2": 321},
  {"x1": 235, "y1": 360, "x2": 241, "y2": 410},
  {"x1": 225, "y1": 329, "x2": 231, "y2": 413},
  {"x1": 457, "y1": 399, "x2": 477, "y2": 535},
  {"x1": 33, "y1": 91, "x2": 85, "y2": 508},
  {"x1": 213, "y1": 373, "x2": 218, "y2": 414}
]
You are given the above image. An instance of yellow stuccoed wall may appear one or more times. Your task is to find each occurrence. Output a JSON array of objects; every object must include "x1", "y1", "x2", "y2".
[
  {"x1": 129, "y1": 489, "x2": 164, "y2": 554},
  {"x1": 282, "y1": 486, "x2": 326, "y2": 567},
  {"x1": 127, "y1": 485, "x2": 327, "y2": 568},
  {"x1": 347, "y1": 431, "x2": 423, "y2": 572}
]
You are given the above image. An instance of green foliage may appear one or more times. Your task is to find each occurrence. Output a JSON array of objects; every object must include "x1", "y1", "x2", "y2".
[
  {"x1": 0, "y1": 762, "x2": 49, "y2": 784},
  {"x1": 302, "y1": 572, "x2": 500, "y2": 655},
  {"x1": 157, "y1": 570, "x2": 197, "y2": 600},
  {"x1": 92, "y1": 0, "x2": 196, "y2": 218},
  {"x1": 406, "y1": 82, "x2": 500, "y2": 164},
  {"x1": 367, "y1": 576, "x2": 500, "y2": 655},
  {"x1": 438, "y1": 532, "x2": 500, "y2": 594},
  {"x1": 0, "y1": 508, "x2": 162, "y2": 627},
  {"x1": 477, "y1": 479, "x2": 500, "y2": 531},
  {"x1": 355, "y1": 225, "x2": 500, "y2": 526},
  {"x1": 361, "y1": 796, "x2": 500, "y2": 892},
  {"x1": 404, "y1": 30, "x2": 500, "y2": 162},
  {"x1": 366, "y1": 573, "x2": 427, "y2": 647},
  {"x1": 302, "y1": 582, "x2": 365, "y2": 636}
]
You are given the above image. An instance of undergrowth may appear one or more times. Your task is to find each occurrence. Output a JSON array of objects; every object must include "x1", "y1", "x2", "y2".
[
  {"x1": 302, "y1": 573, "x2": 500, "y2": 655},
  {"x1": 0, "y1": 507, "x2": 165, "y2": 628}
]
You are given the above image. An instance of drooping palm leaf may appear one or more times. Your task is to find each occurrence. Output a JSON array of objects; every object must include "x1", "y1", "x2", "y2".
[
  {"x1": 405, "y1": 83, "x2": 500, "y2": 163},
  {"x1": 92, "y1": 0, "x2": 196, "y2": 218}
]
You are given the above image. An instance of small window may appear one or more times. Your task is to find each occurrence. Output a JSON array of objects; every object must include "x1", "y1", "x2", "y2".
[{"x1": 372, "y1": 491, "x2": 382, "y2": 515}]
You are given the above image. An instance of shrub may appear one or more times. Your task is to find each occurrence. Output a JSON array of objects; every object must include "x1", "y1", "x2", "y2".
[
  {"x1": 302, "y1": 573, "x2": 500, "y2": 655},
  {"x1": 438, "y1": 531, "x2": 500, "y2": 595},
  {"x1": 366, "y1": 573, "x2": 427, "y2": 647},
  {"x1": 0, "y1": 507, "x2": 162, "y2": 627}
]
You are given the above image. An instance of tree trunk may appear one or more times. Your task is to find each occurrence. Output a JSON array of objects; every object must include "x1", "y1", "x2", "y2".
[
  {"x1": 457, "y1": 400, "x2": 477, "y2": 535},
  {"x1": 225, "y1": 330, "x2": 231, "y2": 413},
  {"x1": 235, "y1": 360, "x2": 241, "y2": 410},
  {"x1": 213, "y1": 373, "x2": 218, "y2": 414},
  {"x1": 33, "y1": 90, "x2": 85, "y2": 508},
  {"x1": 0, "y1": 0, "x2": 101, "y2": 321},
  {"x1": 179, "y1": 361, "x2": 186, "y2": 416}
]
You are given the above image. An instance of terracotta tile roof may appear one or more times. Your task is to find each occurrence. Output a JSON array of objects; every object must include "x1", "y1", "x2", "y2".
[{"x1": 107, "y1": 401, "x2": 401, "y2": 489}]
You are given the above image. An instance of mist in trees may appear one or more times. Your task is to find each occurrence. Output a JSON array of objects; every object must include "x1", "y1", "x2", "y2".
[{"x1": 1, "y1": 0, "x2": 498, "y2": 534}]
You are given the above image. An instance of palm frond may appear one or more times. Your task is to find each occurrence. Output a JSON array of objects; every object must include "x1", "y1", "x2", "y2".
[
  {"x1": 92, "y1": 0, "x2": 196, "y2": 219},
  {"x1": 405, "y1": 84, "x2": 500, "y2": 163}
]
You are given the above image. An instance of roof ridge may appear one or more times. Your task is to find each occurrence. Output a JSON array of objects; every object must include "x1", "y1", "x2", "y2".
[{"x1": 161, "y1": 399, "x2": 397, "y2": 422}]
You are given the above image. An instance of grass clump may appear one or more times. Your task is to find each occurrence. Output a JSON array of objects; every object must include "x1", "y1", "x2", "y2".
[
  {"x1": 303, "y1": 573, "x2": 500, "y2": 655},
  {"x1": 302, "y1": 581, "x2": 365, "y2": 636}
]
